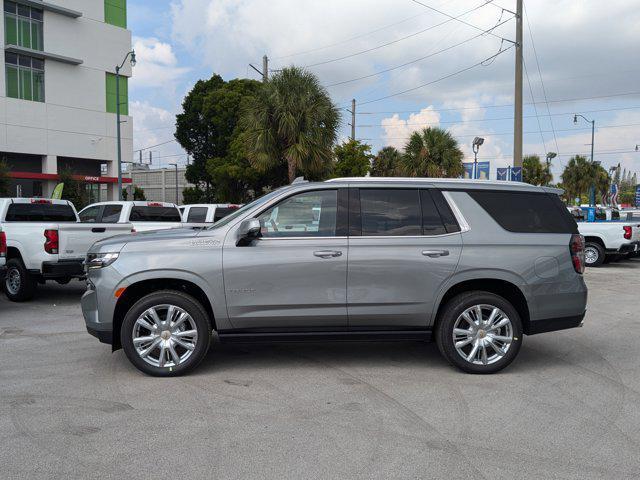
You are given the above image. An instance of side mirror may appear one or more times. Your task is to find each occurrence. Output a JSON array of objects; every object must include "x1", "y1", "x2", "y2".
[{"x1": 236, "y1": 218, "x2": 261, "y2": 246}]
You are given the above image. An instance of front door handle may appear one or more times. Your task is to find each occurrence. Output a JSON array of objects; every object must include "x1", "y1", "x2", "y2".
[
  {"x1": 313, "y1": 250, "x2": 342, "y2": 259},
  {"x1": 422, "y1": 249, "x2": 449, "y2": 258},
  {"x1": 91, "y1": 227, "x2": 106, "y2": 233}
]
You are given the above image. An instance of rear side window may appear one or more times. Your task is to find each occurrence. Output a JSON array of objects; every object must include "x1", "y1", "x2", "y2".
[
  {"x1": 187, "y1": 207, "x2": 207, "y2": 222},
  {"x1": 213, "y1": 207, "x2": 238, "y2": 222},
  {"x1": 5, "y1": 203, "x2": 76, "y2": 222},
  {"x1": 130, "y1": 206, "x2": 181, "y2": 222},
  {"x1": 360, "y1": 189, "x2": 422, "y2": 236},
  {"x1": 469, "y1": 191, "x2": 578, "y2": 234},
  {"x1": 101, "y1": 205, "x2": 122, "y2": 223}
]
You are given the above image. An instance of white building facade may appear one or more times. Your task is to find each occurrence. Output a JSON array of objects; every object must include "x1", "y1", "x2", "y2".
[{"x1": 0, "y1": 0, "x2": 132, "y2": 200}]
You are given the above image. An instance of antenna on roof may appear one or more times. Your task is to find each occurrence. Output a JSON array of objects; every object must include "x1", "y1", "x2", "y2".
[{"x1": 291, "y1": 176, "x2": 308, "y2": 185}]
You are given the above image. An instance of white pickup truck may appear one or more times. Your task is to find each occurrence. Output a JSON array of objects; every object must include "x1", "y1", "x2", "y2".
[
  {"x1": 79, "y1": 201, "x2": 185, "y2": 232},
  {"x1": 0, "y1": 198, "x2": 133, "y2": 301},
  {"x1": 179, "y1": 203, "x2": 241, "y2": 224},
  {"x1": 578, "y1": 221, "x2": 640, "y2": 267}
]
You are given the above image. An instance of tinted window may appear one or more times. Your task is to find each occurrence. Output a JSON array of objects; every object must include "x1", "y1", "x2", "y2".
[
  {"x1": 360, "y1": 189, "x2": 421, "y2": 236},
  {"x1": 213, "y1": 207, "x2": 238, "y2": 222},
  {"x1": 187, "y1": 207, "x2": 207, "y2": 222},
  {"x1": 101, "y1": 205, "x2": 122, "y2": 223},
  {"x1": 430, "y1": 190, "x2": 461, "y2": 233},
  {"x1": 420, "y1": 190, "x2": 447, "y2": 235},
  {"x1": 129, "y1": 206, "x2": 181, "y2": 222},
  {"x1": 469, "y1": 191, "x2": 577, "y2": 234},
  {"x1": 5, "y1": 203, "x2": 76, "y2": 222},
  {"x1": 258, "y1": 190, "x2": 337, "y2": 237},
  {"x1": 79, "y1": 205, "x2": 100, "y2": 223}
]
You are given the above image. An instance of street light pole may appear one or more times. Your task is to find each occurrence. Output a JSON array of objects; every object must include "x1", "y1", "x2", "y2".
[
  {"x1": 545, "y1": 152, "x2": 557, "y2": 186},
  {"x1": 574, "y1": 114, "x2": 596, "y2": 206},
  {"x1": 115, "y1": 50, "x2": 136, "y2": 200},
  {"x1": 169, "y1": 163, "x2": 179, "y2": 205},
  {"x1": 472, "y1": 137, "x2": 484, "y2": 180}
]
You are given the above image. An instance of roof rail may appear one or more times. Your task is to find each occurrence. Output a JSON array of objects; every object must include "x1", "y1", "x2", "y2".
[{"x1": 291, "y1": 176, "x2": 308, "y2": 185}]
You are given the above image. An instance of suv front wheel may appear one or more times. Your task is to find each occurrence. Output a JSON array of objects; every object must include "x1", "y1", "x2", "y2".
[
  {"x1": 121, "y1": 290, "x2": 212, "y2": 376},
  {"x1": 435, "y1": 291, "x2": 523, "y2": 374}
]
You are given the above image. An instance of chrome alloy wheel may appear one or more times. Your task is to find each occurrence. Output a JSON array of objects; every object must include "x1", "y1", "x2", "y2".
[
  {"x1": 132, "y1": 304, "x2": 198, "y2": 368},
  {"x1": 584, "y1": 246, "x2": 599, "y2": 265},
  {"x1": 452, "y1": 304, "x2": 514, "y2": 366},
  {"x1": 6, "y1": 268, "x2": 21, "y2": 295}
]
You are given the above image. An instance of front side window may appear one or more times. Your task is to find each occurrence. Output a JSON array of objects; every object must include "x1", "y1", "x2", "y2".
[
  {"x1": 360, "y1": 189, "x2": 422, "y2": 236},
  {"x1": 79, "y1": 205, "x2": 100, "y2": 223},
  {"x1": 105, "y1": 72, "x2": 128, "y2": 115},
  {"x1": 257, "y1": 190, "x2": 337, "y2": 238},
  {"x1": 5, "y1": 52, "x2": 44, "y2": 102},
  {"x1": 101, "y1": 205, "x2": 122, "y2": 223},
  {"x1": 4, "y1": 1, "x2": 43, "y2": 50}
]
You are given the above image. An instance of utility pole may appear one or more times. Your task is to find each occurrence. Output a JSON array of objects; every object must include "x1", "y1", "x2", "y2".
[
  {"x1": 262, "y1": 55, "x2": 269, "y2": 82},
  {"x1": 513, "y1": 0, "x2": 523, "y2": 168},
  {"x1": 169, "y1": 163, "x2": 179, "y2": 205},
  {"x1": 347, "y1": 99, "x2": 356, "y2": 141}
]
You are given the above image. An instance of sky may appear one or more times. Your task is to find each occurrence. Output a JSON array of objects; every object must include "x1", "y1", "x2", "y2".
[{"x1": 128, "y1": 0, "x2": 640, "y2": 182}]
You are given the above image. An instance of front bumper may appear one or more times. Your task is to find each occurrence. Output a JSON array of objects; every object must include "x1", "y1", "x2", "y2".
[{"x1": 81, "y1": 283, "x2": 114, "y2": 345}]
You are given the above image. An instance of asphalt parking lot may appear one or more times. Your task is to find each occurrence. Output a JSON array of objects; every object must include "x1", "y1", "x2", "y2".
[{"x1": 1, "y1": 261, "x2": 640, "y2": 480}]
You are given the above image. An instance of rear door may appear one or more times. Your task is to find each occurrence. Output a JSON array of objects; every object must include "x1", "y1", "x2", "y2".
[{"x1": 347, "y1": 187, "x2": 462, "y2": 328}]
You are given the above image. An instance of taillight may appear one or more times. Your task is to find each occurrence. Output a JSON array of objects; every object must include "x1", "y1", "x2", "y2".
[
  {"x1": 147, "y1": 202, "x2": 163, "y2": 207},
  {"x1": 31, "y1": 199, "x2": 51, "y2": 204},
  {"x1": 570, "y1": 234, "x2": 585, "y2": 274},
  {"x1": 623, "y1": 226, "x2": 632, "y2": 240},
  {"x1": 0, "y1": 232, "x2": 6, "y2": 257},
  {"x1": 44, "y1": 229, "x2": 59, "y2": 254}
]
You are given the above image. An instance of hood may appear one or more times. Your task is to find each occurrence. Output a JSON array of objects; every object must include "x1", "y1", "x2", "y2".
[{"x1": 89, "y1": 227, "x2": 203, "y2": 254}]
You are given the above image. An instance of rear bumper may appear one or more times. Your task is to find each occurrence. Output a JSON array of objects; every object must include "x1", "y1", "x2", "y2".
[
  {"x1": 40, "y1": 259, "x2": 85, "y2": 278},
  {"x1": 615, "y1": 242, "x2": 640, "y2": 254},
  {"x1": 525, "y1": 311, "x2": 586, "y2": 335}
]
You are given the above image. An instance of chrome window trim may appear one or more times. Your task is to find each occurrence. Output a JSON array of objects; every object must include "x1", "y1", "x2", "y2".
[
  {"x1": 256, "y1": 236, "x2": 348, "y2": 241},
  {"x1": 442, "y1": 191, "x2": 470, "y2": 233}
]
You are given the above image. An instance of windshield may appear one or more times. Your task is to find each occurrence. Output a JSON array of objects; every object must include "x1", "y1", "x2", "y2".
[{"x1": 207, "y1": 188, "x2": 289, "y2": 229}]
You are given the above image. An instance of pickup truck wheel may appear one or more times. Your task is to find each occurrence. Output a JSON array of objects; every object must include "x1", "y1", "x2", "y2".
[
  {"x1": 584, "y1": 242, "x2": 605, "y2": 267},
  {"x1": 121, "y1": 290, "x2": 212, "y2": 377},
  {"x1": 3, "y1": 258, "x2": 36, "y2": 302},
  {"x1": 435, "y1": 292, "x2": 523, "y2": 374}
]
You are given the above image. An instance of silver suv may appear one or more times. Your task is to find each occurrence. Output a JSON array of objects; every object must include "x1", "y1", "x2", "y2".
[{"x1": 82, "y1": 178, "x2": 588, "y2": 376}]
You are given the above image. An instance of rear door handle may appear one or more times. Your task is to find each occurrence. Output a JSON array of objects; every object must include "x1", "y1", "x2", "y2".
[
  {"x1": 91, "y1": 227, "x2": 106, "y2": 233},
  {"x1": 313, "y1": 250, "x2": 342, "y2": 259},
  {"x1": 422, "y1": 249, "x2": 449, "y2": 258}
]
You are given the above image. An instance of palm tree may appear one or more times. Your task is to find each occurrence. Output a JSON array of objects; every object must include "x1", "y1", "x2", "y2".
[
  {"x1": 523, "y1": 154, "x2": 553, "y2": 186},
  {"x1": 241, "y1": 67, "x2": 341, "y2": 183},
  {"x1": 560, "y1": 155, "x2": 610, "y2": 203},
  {"x1": 399, "y1": 127, "x2": 464, "y2": 178},
  {"x1": 371, "y1": 146, "x2": 402, "y2": 177}
]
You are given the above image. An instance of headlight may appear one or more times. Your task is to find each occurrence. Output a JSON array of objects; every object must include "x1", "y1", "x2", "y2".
[{"x1": 86, "y1": 252, "x2": 119, "y2": 270}]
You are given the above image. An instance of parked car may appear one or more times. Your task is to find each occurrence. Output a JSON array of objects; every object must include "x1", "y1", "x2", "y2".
[
  {"x1": 82, "y1": 178, "x2": 587, "y2": 376},
  {"x1": 180, "y1": 204, "x2": 242, "y2": 224},
  {"x1": 0, "y1": 198, "x2": 133, "y2": 301},
  {"x1": 577, "y1": 221, "x2": 640, "y2": 266},
  {"x1": 79, "y1": 201, "x2": 184, "y2": 232}
]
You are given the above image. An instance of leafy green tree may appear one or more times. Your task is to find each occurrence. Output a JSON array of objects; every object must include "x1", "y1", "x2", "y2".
[
  {"x1": 333, "y1": 140, "x2": 372, "y2": 177},
  {"x1": 58, "y1": 169, "x2": 89, "y2": 210},
  {"x1": 522, "y1": 154, "x2": 552, "y2": 186},
  {"x1": 0, "y1": 159, "x2": 11, "y2": 197},
  {"x1": 241, "y1": 66, "x2": 341, "y2": 183},
  {"x1": 175, "y1": 75, "x2": 263, "y2": 201},
  {"x1": 560, "y1": 155, "x2": 610, "y2": 204},
  {"x1": 399, "y1": 127, "x2": 463, "y2": 178},
  {"x1": 133, "y1": 186, "x2": 146, "y2": 201},
  {"x1": 182, "y1": 186, "x2": 206, "y2": 204},
  {"x1": 371, "y1": 146, "x2": 402, "y2": 177}
]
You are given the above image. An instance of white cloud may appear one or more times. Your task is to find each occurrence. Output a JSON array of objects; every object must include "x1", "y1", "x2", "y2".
[
  {"x1": 130, "y1": 101, "x2": 186, "y2": 166},
  {"x1": 381, "y1": 106, "x2": 440, "y2": 149},
  {"x1": 131, "y1": 37, "x2": 190, "y2": 89}
]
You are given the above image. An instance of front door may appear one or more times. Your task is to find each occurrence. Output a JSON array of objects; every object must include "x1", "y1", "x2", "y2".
[
  {"x1": 347, "y1": 188, "x2": 462, "y2": 328},
  {"x1": 223, "y1": 188, "x2": 348, "y2": 330}
]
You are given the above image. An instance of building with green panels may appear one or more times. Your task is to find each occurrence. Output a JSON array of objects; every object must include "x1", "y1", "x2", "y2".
[{"x1": 1, "y1": 0, "x2": 133, "y2": 201}]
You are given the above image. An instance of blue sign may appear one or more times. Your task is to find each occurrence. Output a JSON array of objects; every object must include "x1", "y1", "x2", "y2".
[
  {"x1": 511, "y1": 167, "x2": 523, "y2": 182},
  {"x1": 635, "y1": 185, "x2": 640, "y2": 207},
  {"x1": 476, "y1": 162, "x2": 490, "y2": 180},
  {"x1": 497, "y1": 168, "x2": 509, "y2": 181},
  {"x1": 462, "y1": 163, "x2": 474, "y2": 179}
]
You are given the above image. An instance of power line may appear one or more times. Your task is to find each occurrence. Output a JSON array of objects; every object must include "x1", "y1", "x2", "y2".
[
  {"x1": 359, "y1": 43, "x2": 514, "y2": 105},
  {"x1": 133, "y1": 139, "x2": 177, "y2": 152},
  {"x1": 327, "y1": 16, "x2": 514, "y2": 87},
  {"x1": 523, "y1": 57, "x2": 547, "y2": 153},
  {"x1": 355, "y1": 90, "x2": 640, "y2": 114},
  {"x1": 302, "y1": 0, "x2": 500, "y2": 68}
]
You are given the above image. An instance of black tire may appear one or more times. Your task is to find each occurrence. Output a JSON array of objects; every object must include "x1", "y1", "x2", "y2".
[
  {"x1": 584, "y1": 242, "x2": 605, "y2": 267},
  {"x1": 435, "y1": 291, "x2": 523, "y2": 374},
  {"x1": 121, "y1": 290, "x2": 212, "y2": 377},
  {"x1": 3, "y1": 258, "x2": 36, "y2": 302}
]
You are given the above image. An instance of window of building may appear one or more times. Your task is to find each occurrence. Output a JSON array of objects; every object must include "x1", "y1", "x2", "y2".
[
  {"x1": 104, "y1": 0, "x2": 126, "y2": 28},
  {"x1": 257, "y1": 190, "x2": 338, "y2": 238},
  {"x1": 4, "y1": 1, "x2": 43, "y2": 50},
  {"x1": 5, "y1": 52, "x2": 44, "y2": 102},
  {"x1": 105, "y1": 72, "x2": 128, "y2": 115}
]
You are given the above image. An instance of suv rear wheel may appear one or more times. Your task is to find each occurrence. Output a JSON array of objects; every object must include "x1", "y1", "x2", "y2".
[
  {"x1": 435, "y1": 291, "x2": 523, "y2": 374},
  {"x1": 121, "y1": 290, "x2": 212, "y2": 376},
  {"x1": 3, "y1": 258, "x2": 36, "y2": 302}
]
